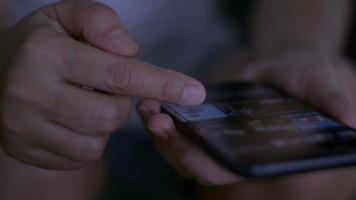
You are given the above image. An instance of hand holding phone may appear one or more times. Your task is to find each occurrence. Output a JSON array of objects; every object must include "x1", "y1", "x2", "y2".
[{"x1": 161, "y1": 82, "x2": 356, "y2": 177}]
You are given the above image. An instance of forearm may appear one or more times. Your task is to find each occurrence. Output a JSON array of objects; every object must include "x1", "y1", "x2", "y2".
[{"x1": 250, "y1": 0, "x2": 352, "y2": 58}]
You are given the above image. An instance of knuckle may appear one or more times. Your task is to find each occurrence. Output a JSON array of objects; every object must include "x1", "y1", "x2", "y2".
[
  {"x1": 115, "y1": 98, "x2": 132, "y2": 127},
  {"x1": 20, "y1": 27, "x2": 47, "y2": 53},
  {"x1": 0, "y1": 119, "x2": 18, "y2": 137},
  {"x1": 18, "y1": 40, "x2": 40, "y2": 61},
  {"x1": 159, "y1": 69, "x2": 184, "y2": 100},
  {"x1": 2, "y1": 143, "x2": 29, "y2": 163},
  {"x1": 1, "y1": 105, "x2": 29, "y2": 138},
  {"x1": 94, "y1": 117, "x2": 118, "y2": 134},
  {"x1": 3, "y1": 80, "x2": 31, "y2": 100},
  {"x1": 125, "y1": 42, "x2": 139, "y2": 56},
  {"x1": 17, "y1": 27, "x2": 57, "y2": 63},
  {"x1": 105, "y1": 61, "x2": 133, "y2": 92},
  {"x1": 161, "y1": 80, "x2": 175, "y2": 100},
  {"x1": 1, "y1": 87, "x2": 43, "y2": 123},
  {"x1": 81, "y1": 138, "x2": 105, "y2": 162},
  {"x1": 5, "y1": 98, "x2": 40, "y2": 124},
  {"x1": 89, "y1": 100, "x2": 123, "y2": 134},
  {"x1": 82, "y1": 2, "x2": 116, "y2": 22},
  {"x1": 80, "y1": 2, "x2": 122, "y2": 45}
]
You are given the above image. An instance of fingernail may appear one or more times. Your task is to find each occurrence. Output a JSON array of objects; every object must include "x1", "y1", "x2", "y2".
[{"x1": 182, "y1": 84, "x2": 206, "y2": 105}]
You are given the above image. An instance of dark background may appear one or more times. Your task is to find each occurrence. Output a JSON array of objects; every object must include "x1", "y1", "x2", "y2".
[{"x1": 221, "y1": 0, "x2": 356, "y2": 63}]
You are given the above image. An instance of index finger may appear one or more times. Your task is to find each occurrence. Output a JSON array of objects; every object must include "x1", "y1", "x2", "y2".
[
  {"x1": 59, "y1": 39, "x2": 206, "y2": 106},
  {"x1": 108, "y1": 57, "x2": 207, "y2": 105}
]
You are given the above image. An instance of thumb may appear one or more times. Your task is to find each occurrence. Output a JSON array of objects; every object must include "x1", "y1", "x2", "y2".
[
  {"x1": 308, "y1": 79, "x2": 356, "y2": 128},
  {"x1": 48, "y1": 0, "x2": 138, "y2": 56},
  {"x1": 303, "y1": 64, "x2": 356, "y2": 129},
  {"x1": 267, "y1": 62, "x2": 356, "y2": 129}
]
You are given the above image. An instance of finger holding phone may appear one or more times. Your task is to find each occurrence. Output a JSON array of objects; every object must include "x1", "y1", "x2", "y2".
[{"x1": 138, "y1": 0, "x2": 355, "y2": 187}]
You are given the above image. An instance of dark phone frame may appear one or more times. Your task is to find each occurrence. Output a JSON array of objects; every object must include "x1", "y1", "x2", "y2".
[{"x1": 161, "y1": 83, "x2": 356, "y2": 177}]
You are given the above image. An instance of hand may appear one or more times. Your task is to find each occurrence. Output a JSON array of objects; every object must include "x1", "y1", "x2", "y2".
[
  {"x1": 138, "y1": 49, "x2": 356, "y2": 186},
  {"x1": 213, "y1": 49, "x2": 356, "y2": 128},
  {"x1": 137, "y1": 99, "x2": 240, "y2": 186},
  {"x1": 0, "y1": 0, "x2": 205, "y2": 170}
]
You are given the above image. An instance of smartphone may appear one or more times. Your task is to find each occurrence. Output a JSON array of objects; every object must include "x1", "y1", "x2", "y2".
[{"x1": 161, "y1": 82, "x2": 356, "y2": 177}]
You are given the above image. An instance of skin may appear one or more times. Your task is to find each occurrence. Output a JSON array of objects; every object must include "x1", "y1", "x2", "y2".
[
  {"x1": 0, "y1": 0, "x2": 205, "y2": 199},
  {"x1": 138, "y1": 0, "x2": 356, "y2": 198},
  {"x1": 0, "y1": 147, "x2": 106, "y2": 200},
  {"x1": 0, "y1": 0, "x2": 205, "y2": 170},
  {"x1": 0, "y1": 0, "x2": 355, "y2": 199},
  {"x1": 195, "y1": 58, "x2": 356, "y2": 199}
]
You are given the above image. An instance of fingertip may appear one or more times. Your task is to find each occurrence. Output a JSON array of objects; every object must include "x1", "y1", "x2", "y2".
[
  {"x1": 339, "y1": 110, "x2": 356, "y2": 130},
  {"x1": 318, "y1": 93, "x2": 356, "y2": 129},
  {"x1": 146, "y1": 114, "x2": 175, "y2": 140},
  {"x1": 137, "y1": 99, "x2": 161, "y2": 112},
  {"x1": 180, "y1": 81, "x2": 206, "y2": 106},
  {"x1": 137, "y1": 99, "x2": 161, "y2": 119},
  {"x1": 147, "y1": 114, "x2": 174, "y2": 131}
]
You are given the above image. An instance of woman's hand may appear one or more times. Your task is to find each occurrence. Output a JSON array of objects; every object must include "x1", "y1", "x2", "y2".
[{"x1": 138, "y1": 49, "x2": 356, "y2": 186}]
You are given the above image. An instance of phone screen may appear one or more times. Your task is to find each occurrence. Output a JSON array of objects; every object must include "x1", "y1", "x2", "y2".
[{"x1": 162, "y1": 83, "x2": 356, "y2": 176}]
